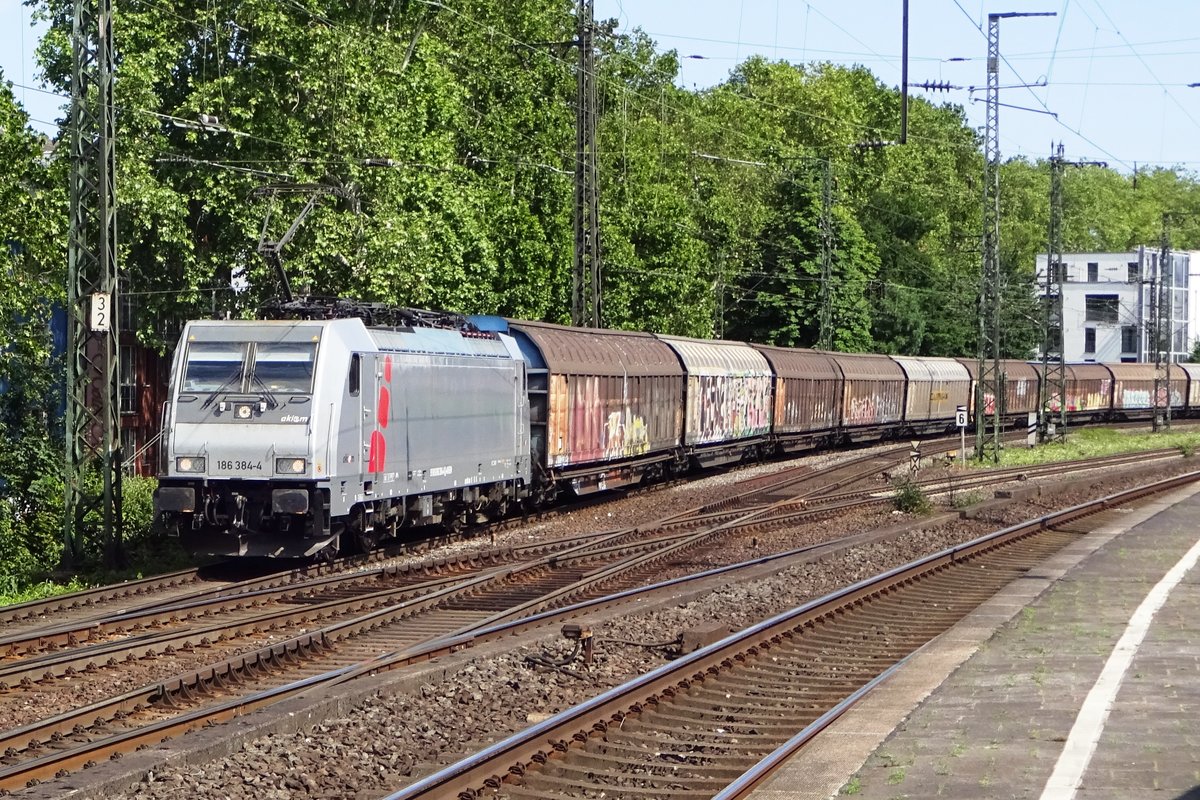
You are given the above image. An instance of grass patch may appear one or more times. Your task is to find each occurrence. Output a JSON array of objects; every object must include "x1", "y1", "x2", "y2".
[
  {"x1": 951, "y1": 489, "x2": 986, "y2": 509},
  {"x1": 0, "y1": 576, "x2": 90, "y2": 607},
  {"x1": 840, "y1": 777, "x2": 863, "y2": 795},
  {"x1": 969, "y1": 427, "x2": 1200, "y2": 469},
  {"x1": 0, "y1": 536, "x2": 196, "y2": 611}
]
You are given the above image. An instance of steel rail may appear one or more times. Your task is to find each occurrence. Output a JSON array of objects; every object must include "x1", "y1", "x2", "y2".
[{"x1": 378, "y1": 469, "x2": 1200, "y2": 800}]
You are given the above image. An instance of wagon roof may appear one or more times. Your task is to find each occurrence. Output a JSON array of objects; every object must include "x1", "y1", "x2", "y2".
[
  {"x1": 1104, "y1": 363, "x2": 1186, "y2": 381},
  {"x1": 655, "y1": 335, "x2": 771, "y2": 376},
  {"x1": 955, "y1": 359, "x2": 1040, "y2": 382},
  {"x1": 506, "y1": 320, "x2": 683, "y2": 377},
  {"x1": 822, "y1": 351, "x2": 904, "y2": 380},
  {"x1": 751, "y1": 345, "x2": 842, "y2": 380}
]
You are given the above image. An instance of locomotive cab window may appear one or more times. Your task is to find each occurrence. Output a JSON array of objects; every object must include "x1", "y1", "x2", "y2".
[
  {"x1": 349, "y1": 354, "x2": 361, "y2": 396},
  {"x1": 252, "y1": 342, "x2": 317, "y2": 393},
  {"x1": 182, "y1": 342, "x2": 245, "y2": 393}
]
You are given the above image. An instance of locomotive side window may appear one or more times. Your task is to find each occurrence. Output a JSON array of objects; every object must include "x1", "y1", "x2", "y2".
[
  {"x1": 349, "y1": 354, "x2": 361, "y2": 396},
  {"x1": 252, "y1": 342, "x2": 318, "y2": 393},
  {"x1": 183, "y1": 342, "x2": 246, "y2": 393}
]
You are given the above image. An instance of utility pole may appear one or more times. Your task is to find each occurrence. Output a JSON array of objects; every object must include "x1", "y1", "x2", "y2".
[
  {"x1": 1040, "y1": 143, "x2": 1105, "y2": 444},
  {"x1": 1040, "y1": 143, "x2": 1066, "y2": 444},
  {"x1": 66, "y1": 0, "x2": 122, "y2": 566},
  {"x1": 571, "y1": 0, "x2": 601, "y2": 328},
  {"x1": 1153, "y1": 215, "x2": 1173, "y2": 431},
  {"x1": 900, "y1": 0, "x2": 909, "y2": 144},
  {"x1": 817, "y1": 159, "x2": 836, "y2": 351},
  {"x1": 976, "y1": 11, "x2": 1054, "y2": 463}
]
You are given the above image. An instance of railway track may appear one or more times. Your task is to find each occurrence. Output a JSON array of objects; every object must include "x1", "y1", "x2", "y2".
[
  {"x1": 381, "y1": 469, "x2": 1200, "y2": 800},
  {"x1": 0, "y1": 444, "x2": 924, "y2": 671},
  {"x1": 0, "y1": 449, "x2": 925, "y2": 792},
  {"x1": 0, "y1": 443, "x2": 1176, "y2": 793}
]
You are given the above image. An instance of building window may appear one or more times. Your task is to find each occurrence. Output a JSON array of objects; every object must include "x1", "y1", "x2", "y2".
[
  {"x1": 119, "y1": 293, "x2": 138, "y2": 332},
  {"x1": 1087, "y1": 262, "x2": 1099, "y2": 282},
  {"x1": 1084, "y1": 294, "x2": 1120, "y2": 323},
  {"x1": 119, "y1": 344, "x2": 139, "y2": 415},
  {"x1": 1084, "y1": 328, "x2": 1096, "y2": 353},
  {"x1": 1121, "y1": 326, "x2": 1137, "y2": 353},
  {"x1": 1128, "y1": 262, "x2": 1139, "y2": 283}
]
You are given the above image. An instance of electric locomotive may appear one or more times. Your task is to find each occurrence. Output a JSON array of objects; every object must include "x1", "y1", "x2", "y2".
[{"x1": 154, "y1": 316, "x2": 530, "y2": 558}]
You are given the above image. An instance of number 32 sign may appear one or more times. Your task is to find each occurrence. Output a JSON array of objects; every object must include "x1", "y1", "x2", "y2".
[{"x1": 90, "y1": 292, "x2": 111, "y2": 332}]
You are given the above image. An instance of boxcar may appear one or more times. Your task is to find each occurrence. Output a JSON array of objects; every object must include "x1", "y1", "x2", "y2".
[
  {"x1": 891, "y1": 356, "x2": 971, "y2": 430},
  {"x1": 657, "y1": 335, "x2": 772, "y2": 466},
  {"x1": 1107, "y1": 363, "x2": 1187, "y2": 415},
  {"x1": 956, "y1": 359, "x2": 1040, "y2": 420},
  {"x1": 1034, "y1": 363, "x2": 1113, "y2": 417},
  {"x1": 751, "y1": 345, "x2": 842, "y2": 451},
  {"x1": 1179, "y1": 363, "x2": 1200, "y2": 414},
  {"x1": 828, "y1": 351, "x2": 905, "y2": 438},
  {"x1": 487, "y1": 319, "x2": 684, "y2": 496}
]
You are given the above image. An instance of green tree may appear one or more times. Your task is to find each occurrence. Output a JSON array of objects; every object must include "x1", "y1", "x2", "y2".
[{"x1": 0, "y1": 73, "x2": 69, "y2": 585}]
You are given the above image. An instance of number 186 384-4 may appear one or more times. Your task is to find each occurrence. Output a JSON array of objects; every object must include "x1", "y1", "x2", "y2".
[{"x1": 216, "y1": 459, "x2": 263, "y2": 472}]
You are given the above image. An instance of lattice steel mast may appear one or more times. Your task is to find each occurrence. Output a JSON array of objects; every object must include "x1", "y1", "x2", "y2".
[
  {"x1": 1040, "y1": 143, "x2": 1104, "y2": 443},
  {"x1": 975, "y1": 11, "x2": 1054, "y2": 462},
  {"x1": 817, "y1": 159, "x2": 835, "y2": 351},
  {"x1": 1153, "y1": 216, "x2": 1173, "y2": 431},
  {"x1": 65, "y1": 0, "x2": 122, "y2": 565},
  {"x1": 1039, "y1": 143, "x2": 1066, "y2": 443},
  {"x1": 975, "y1": 14, "x2": 1004, "y2": 462},
  {"x1": 571, "y1": 0, "x2": 601, "y2": 328}
]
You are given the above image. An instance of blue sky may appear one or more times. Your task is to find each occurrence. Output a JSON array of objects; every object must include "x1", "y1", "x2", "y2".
[{"x1": 4, "y1": 1, "x2": 1199, "y2": 172}]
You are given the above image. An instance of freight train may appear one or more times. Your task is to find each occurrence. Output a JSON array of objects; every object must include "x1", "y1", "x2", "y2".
[{"x1": 153, "y1": 311, "x2": 1197, "y2": 559}]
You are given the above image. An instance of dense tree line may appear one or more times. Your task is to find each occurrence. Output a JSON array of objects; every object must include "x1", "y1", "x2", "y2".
[{"x1": 1, "y1": 0, "x2": 1199, "y2": 584}]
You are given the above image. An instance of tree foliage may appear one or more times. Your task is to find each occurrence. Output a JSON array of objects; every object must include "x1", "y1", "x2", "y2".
[{"x1": 5, "y1": 1, "x2": 1200, "y2": 585}]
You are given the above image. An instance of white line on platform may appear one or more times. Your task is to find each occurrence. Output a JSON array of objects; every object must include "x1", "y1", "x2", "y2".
[{"x1": 1038, "y1": 504, "x2": 1200, "y2": 800}]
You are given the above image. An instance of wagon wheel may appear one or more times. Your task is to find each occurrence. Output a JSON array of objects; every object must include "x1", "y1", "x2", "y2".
[{"x1": 441, "y1": 507, "x2": 468, "y2": 535}]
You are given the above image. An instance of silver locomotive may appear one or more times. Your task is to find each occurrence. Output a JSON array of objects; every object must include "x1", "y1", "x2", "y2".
[{"x1": 155, "y1": 318, "x2": 530, "y2": 558}]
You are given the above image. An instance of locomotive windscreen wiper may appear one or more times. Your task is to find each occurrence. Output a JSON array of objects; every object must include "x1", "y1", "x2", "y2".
[
  {"x1": 200, "y1": 368, "x2": 245, "y2": 409},
  {"x1": 247, "y1": 370, "x2": 280, "y2": 410}
]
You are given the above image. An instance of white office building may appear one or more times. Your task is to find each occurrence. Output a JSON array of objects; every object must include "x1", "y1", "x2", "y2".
[{"x1": 1034, "y1": 247, "x2": 1200, "y2": 363}]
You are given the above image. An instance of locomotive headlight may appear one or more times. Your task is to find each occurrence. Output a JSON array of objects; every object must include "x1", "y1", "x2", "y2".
[
  {"x1": 176, "y1": 456, "x2": 205, "y2": 473},
  {"x1": 276, "y1": 457, "x2": 307, "y2": 474},
  {"x1": 236, "y1": 403, "x2": 253, "y2": 419}
]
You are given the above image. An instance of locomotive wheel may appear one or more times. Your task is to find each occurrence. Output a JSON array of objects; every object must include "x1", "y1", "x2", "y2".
[
  {"x1": 314, "y1": 539, "x2": 339, "y2": 562},
  {"x1": 355, "y1": 528, "x2": 379, "y2": 553}
]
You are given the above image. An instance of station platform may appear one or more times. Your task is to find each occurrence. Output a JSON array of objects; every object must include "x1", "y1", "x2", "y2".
[{"x1": 751, "y1": 480, "x2": 1200, "y2": 800}]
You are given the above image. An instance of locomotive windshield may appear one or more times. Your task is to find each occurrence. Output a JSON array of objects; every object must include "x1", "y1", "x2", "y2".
[
  {"x1": 182, "y1": 342, "x2": 244, "y2": 393},
  {"x1": 253, "y1": 342, "x2": 317, "y2": 393},
  {"x1": 181, "y1": 340, "x2": 318, "y2": 395}
]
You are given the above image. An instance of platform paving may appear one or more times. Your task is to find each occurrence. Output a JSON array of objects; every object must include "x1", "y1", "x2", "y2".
[{"x1": 750, "y1": 479, "x2": 1200, "y2": 800}]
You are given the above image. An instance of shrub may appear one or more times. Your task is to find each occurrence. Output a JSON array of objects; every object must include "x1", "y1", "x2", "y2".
[{"x1": 892, "y1": 477, "x2": 931, "y2": 514}]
